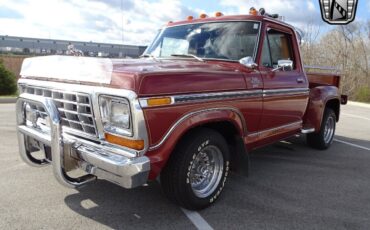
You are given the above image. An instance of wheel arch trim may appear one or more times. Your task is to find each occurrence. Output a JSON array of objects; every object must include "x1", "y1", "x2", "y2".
[{"x1": 148, "y1": 107, "x2": 247, "y2": 151}]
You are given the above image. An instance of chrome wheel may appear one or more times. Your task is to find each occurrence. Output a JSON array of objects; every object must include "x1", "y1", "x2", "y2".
[
  {"x1": 323, "y1": 116, "x2": 335, "y2": 144},
  {"x1": 189, "y1": 145, "x2": 224, "y2": 198}
]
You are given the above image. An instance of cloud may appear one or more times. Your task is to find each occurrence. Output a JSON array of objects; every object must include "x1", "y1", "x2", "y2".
[
  {"x1": 0, "y1": 0, "x2": 198, "y2": 46},
  {"x1": 88, "y1": 0, "x2": 135, "y2": 10},
  {"x1": 220, "y1": 0, "x2": 323, "y2": 27},
  {"x1": 0, "y1": 0, "x2": 325, "y2": 46}
]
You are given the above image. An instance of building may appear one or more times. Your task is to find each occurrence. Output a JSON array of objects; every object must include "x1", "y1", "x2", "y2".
[{"x1": 0, "y1": 35, "x2": 147, "y2": 58}]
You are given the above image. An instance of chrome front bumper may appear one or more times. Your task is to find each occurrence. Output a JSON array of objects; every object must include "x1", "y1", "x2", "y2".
[{"x1": 16, "y1": 93, "x2": 150, "y2": 189}]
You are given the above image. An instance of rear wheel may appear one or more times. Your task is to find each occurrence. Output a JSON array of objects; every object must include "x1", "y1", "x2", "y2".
[
  {"x1": 160, "y1": 128, "x2": 230, "y2": 210},
  {"x1": 307, "y1": 108, "x2": 336, "y2": 150}
]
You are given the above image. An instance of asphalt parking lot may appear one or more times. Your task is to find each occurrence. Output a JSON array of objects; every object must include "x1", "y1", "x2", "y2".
[{"x1": 1, "y1": 102, "x2": 370, "y2": 230}]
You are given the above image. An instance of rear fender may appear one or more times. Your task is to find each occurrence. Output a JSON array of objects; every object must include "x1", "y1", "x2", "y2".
[
  {"x1": 146, "y1": 108, "x2": 246, "y2": 179},
  {"x1": 304, "y1": 86, "x2": 340, "y2": 132}
]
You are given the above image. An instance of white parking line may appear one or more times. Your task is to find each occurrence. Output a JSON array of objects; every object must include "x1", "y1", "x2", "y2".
[
  {"x1": 334, "y1": 139, "x2": 370, "y2": 151},
  {"x1": 181, "y1": 208, "x2": 213, "y2": 230},
  {"x1": 342, "y1": 113, "x2": 370, "y2": 121},
  {"x1": 348, "y1": 101, "x2": 370, "y2": 109}
]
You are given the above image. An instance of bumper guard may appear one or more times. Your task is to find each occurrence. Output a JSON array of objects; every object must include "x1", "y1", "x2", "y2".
[{"x1": 16, "y1": 93, "x2": 150, "y2": 189}]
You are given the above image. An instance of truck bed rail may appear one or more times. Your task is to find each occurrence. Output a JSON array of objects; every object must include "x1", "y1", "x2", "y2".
[{"x1": 304, "y1": 65, "x2": 341, "y2": 74}]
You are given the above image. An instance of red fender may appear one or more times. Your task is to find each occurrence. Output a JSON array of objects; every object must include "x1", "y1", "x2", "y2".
[
  {"x1": 145, "y1": 108, "x2": 246, "y2": 180},
  {"x1": 303, "y1": 86, "x2": 340, "y2": 132}
]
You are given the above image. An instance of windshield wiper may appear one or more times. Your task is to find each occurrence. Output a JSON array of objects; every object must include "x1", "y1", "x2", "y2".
[
  {"x1": 140, "y1": 54, "x2": 158, "y2": 61},
  {"x1": 170, "y1": 54, "x2": 204, "y2": 62}
]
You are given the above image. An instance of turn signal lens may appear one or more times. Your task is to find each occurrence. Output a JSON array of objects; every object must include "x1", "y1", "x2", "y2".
[
  {"x1": 215, "y1": 12, "x2": 223, "y2": 17},
  {"x1": 105, "y1": 133, "x2": 144, "y2": 150},
  {"x1": 146, "y1": 97, "x2": 172, "y2": 107},
  {"x1": 199, "y1": 13, "x2": 208, "y2": 19},
  {"x1": 187, "y1": 15, "x2": 194, "y2": 20}
]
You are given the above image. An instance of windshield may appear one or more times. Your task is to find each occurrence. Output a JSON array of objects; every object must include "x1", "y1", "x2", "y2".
[{"x1": 144, "y1": 21, "x2": 261, "y2": 61}]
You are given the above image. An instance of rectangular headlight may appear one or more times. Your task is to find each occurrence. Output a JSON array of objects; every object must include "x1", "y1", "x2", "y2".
[{"x1": 99, "y1": 95, "x2": 132, "y2": 136}]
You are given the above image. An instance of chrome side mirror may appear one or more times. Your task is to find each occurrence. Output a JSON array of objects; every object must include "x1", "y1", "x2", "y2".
[
  {"x1": 273, "y1": 60, "x2": 293, "y2": 72},
  {"x1": 239, "y1": 56, "x2": 258, "y2": 69}
]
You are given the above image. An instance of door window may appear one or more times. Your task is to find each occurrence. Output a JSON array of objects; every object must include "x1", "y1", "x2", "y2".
[{"x1": 260, "y1": 29, "x2": 295, "y2": 69}]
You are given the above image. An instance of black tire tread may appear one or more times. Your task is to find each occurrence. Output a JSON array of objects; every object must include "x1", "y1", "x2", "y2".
[
  {"x1": 307, "y1": 108, "x2": 336, "y2": 150},
  {"x1": 161, "y1": 127, "x2": 229, "y2": 210}
]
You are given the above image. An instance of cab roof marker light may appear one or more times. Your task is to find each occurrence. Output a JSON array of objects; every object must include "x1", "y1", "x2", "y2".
[
  {"x1": 199, "y1": 13, "x2": 208, "y2": 19},
  {"x1": 187, "y1": 16, "x2": 194, "y2": 20},
  {"x1": 249, "y1": 7, "x2": 258, "y2": 16},
  {"x1": 215, "y1": 12, "x2": 224, "y2": 17}
]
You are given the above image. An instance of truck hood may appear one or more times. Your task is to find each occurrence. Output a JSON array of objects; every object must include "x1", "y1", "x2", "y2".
[{"x1": 20, "y1": 55, "x2": 248, "y2": 96}]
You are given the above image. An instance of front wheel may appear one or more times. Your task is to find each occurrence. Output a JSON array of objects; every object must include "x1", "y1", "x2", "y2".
[
  {"x1": 307, "y1": 108, "x2": 336, "y2": 150},
  {"x1": 160, "y1": 128, "x2": 230, "y2": 210}
]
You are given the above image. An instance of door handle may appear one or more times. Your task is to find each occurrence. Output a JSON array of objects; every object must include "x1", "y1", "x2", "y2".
[{"x1": 297, "y1": 78, "x2": 305, "y2": 83}]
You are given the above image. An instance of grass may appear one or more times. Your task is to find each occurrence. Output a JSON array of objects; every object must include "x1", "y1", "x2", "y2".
[{"x1": 0, "y1": 95, "x2": 17, "y2": 98}]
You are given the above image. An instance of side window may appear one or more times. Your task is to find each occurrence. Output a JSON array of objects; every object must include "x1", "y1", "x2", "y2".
[
  {"x1": 267, "y1": 29, "x2": 294, "y2": 68},
  {"x1": 260, "y1": 28, "x2": 295, "y2": 69},
  {"x1": 261, "y1": 36, "x2": 272, "y2": 67}
]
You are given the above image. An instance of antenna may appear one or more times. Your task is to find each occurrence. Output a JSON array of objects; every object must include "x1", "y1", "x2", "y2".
[{"x1": 120, "y1": 0, "x2": 124, "y2": 57}]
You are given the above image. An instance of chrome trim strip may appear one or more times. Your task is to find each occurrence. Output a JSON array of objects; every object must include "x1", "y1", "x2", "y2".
[
  {"x1": 139, "y1": 90, "x2": 262, "y2": 108},
  {"x1": 140, "y1": 88, "x2": 309, "y2": 108},
  {"x1": 263, "y1": 88, "x2": 309, "y2": 97},
  {"x1": 248, "y1": 121, "x2": 303, "y2": 138},
  {"x1": 174, "y1": 90, "x2": 262, "y2": 103},
  {"x1": 148, "y1": 107, "x2": 247, "y2": 151}
]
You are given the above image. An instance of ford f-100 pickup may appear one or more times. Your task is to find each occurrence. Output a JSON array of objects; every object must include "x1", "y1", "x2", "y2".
[{"x1": 15, "y1": 10, "x2": 347, "y2": 210}]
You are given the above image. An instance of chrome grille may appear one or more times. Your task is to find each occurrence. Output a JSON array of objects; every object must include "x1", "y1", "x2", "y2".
[{"x1": 21, "y1": 85, "x2": 97, "y2": 137}]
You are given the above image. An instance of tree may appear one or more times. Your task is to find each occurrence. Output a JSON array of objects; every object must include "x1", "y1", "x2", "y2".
[
  {"x1": 0, "y1": 59, "x2": 17, "y2": 96},
  {"x1": 300, "y1": 21, "x2": 370, "y2": 102}
]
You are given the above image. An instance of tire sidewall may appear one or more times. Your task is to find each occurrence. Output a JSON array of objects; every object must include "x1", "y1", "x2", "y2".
[
  {"x1": 182, "y1": 132, "x2": 230, "y2": 208},
  {"x1": 321, "y1": 109, "x2": 336, "y2": 147}
]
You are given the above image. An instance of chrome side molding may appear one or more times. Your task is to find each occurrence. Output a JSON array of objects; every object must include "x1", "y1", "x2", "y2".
[{"x1": 140, "y1": 88, "x2": 309, "y2": 109}]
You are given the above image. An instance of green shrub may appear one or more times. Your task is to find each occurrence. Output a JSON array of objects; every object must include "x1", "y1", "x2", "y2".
[
  {"x1": 0, "y1": 59, "x2": 17, "y2": 96},
  {"x1": 355, "y1": 86, "x2": 370, "y2": 103}
]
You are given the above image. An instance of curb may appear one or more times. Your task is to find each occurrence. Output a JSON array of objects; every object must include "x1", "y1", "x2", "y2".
[
  {"x1": 0, "y1": 97, "x2": 17, "y2": 104},
  {"x1": 348, "y1": 101, "x2": 370, "y2": 109}
]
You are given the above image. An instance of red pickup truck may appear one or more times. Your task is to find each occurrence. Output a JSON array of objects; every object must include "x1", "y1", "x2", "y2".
[{"x1": 16, "y1": 12, "x2": 346, "y2": 210}]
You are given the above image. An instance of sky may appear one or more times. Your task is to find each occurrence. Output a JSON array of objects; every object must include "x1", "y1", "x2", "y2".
[{"x1": 0, "y1": 0, "x2": 369, "y2": 46}]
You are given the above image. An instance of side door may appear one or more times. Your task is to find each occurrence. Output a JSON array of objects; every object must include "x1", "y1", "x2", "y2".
[{"x1": 258, "y1": 24, "x2": 309, "y2": 133}]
